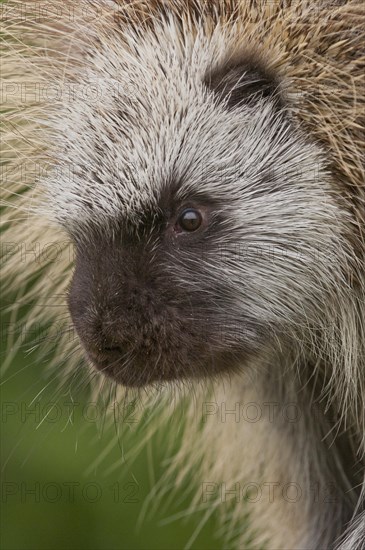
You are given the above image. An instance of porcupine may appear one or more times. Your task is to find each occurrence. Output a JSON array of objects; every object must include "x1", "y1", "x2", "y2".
[{"x1": 1, "y1": 1, "x2": 364, "y2": 548}]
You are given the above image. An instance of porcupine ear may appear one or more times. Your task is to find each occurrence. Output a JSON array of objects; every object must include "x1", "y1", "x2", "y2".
[{"x1": 204, "y1": 56, "x2": 284, "y2": 111}]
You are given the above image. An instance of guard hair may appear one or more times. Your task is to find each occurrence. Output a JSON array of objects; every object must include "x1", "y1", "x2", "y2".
[{"x1": 1, "y1": 1, "x2": 364, "y2": 548}]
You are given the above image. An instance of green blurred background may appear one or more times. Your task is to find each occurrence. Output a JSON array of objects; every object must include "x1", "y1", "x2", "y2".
[{"x1": 0, "y1": 301, "x2": 223, "y2": 550}]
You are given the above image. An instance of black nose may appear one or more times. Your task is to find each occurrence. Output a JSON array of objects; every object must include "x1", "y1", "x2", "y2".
[
  {"x1": 67, "y1": 239, "x2": 189, "y2": 387},
  {"x1": 68, "y1": 256, "x2": 152, "y2": 372},
  {"x1": 72, "y1": 316, "x2": 125, "y2": 361}
]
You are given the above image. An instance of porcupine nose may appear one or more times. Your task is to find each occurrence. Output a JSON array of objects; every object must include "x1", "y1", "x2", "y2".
[
  {"x1": 96, "y1": 286, "x2": 156, "y2": 354},
  {"x1": 66, "y1": 226, "x2": 168, "y2": 380},
  {"x1": 68, "y1": 260, "x2": 158, "y2": 369}
]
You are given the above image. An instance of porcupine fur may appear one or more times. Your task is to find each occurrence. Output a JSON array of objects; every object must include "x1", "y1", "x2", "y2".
[{"x1": 1, "y1": 1, "x2": 365, "y2": 548}]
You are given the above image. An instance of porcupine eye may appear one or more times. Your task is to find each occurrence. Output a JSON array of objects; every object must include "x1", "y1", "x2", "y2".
[{"x1": 177, "y1": 208, "x2": 203, "y2": 232}]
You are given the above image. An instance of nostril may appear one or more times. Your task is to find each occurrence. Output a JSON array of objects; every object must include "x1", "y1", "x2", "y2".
[
  {"x1": 99, "y1": 328, "x2": 124, "y2": 355},
  {"x1": 103, "y1": 345, "x2": 123, "y2": 353}
]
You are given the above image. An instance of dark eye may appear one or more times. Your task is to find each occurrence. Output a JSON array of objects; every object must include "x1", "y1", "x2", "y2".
[{"x1": 177, "y1": 208, "x2": 203, "y2": 232}]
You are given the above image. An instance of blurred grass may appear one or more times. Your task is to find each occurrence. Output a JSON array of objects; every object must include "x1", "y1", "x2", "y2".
[{"x1": 0, "y1": 301, "x2": 223, "y2": 550}]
